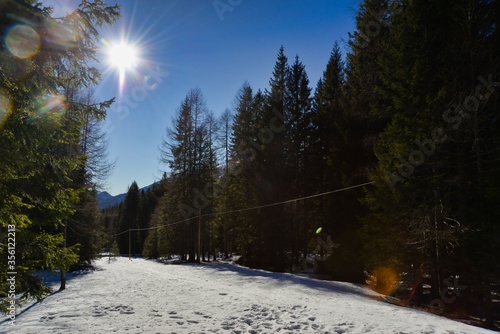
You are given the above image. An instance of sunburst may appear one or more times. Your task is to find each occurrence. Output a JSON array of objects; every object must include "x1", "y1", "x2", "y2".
[{"x1": 104, "y1": 40, "x2": 139, "y2": 92}]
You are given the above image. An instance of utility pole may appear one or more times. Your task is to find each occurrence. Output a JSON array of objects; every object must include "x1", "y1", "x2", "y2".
[
  {"x1": 60, "y1": 219, "x2": 67, "y2": 291},
  {"x1": 198, "y1": 209, "x2": 201, "y2": 263},
  {"x1": 129, "y1": 229, "x2": 131, "y2": 260}
]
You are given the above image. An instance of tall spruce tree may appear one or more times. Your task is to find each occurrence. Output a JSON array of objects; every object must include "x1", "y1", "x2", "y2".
[
  {"x1": 118, "y1": 181, "x2": 140, "y2": 255},
  {"x1": 225, "y1": 83, "x2": 260, "y2": 262},
  {"x1": 309, "y1": 42, "x2": 366, "y2": 281},
  {"x1": 284, "y1": 55, "x2": 312, "y2": 269},
  {"x1": 159, "y1": 88, "x2": 214, "y2": 262},
  {"x1": 66, "y1": 89, "x2": 113, "y2": 267},
  {"x1": 310, "y1": 42, "x2": 346, "y2": 240},
  {"x1": 212, "y1": 108, "x2": 233, "y2": 257},
  {"x1": 0, "y1": 0, "x2": 119, "y2": 308},
  {"x1": 256, "y1": 46, "x2": 290, "y2": 271}
]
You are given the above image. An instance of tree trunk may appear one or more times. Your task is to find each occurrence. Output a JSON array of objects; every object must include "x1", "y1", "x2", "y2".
[{"x1": 431, "y1": 197, "x2": 441, "y2": 299}]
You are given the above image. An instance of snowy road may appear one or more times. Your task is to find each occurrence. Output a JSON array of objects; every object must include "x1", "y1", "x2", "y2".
[{"x1": 3, "y1": 257, "x2": 496, "y2": 333}]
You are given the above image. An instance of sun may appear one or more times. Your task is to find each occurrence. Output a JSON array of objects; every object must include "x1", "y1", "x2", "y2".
[
  {"x1": 107, "y1": 42, "x2": 137, "y2": 71},
  {"x1": 104, "y1": 40, "x2": 139, "y2": 91}
]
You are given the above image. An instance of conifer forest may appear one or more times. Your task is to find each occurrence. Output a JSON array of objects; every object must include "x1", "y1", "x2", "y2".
[{"x1": 1, "y1": 0, "x2": 499, "y2": 329}]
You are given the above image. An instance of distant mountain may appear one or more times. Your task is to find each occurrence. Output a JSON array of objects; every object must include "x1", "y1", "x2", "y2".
[
  {"x1": 97, "y1": 182, "x2": 159, "y2": 209},
  {"x1": 97, "y1": 191, "x2": 127, "y2": 209}
]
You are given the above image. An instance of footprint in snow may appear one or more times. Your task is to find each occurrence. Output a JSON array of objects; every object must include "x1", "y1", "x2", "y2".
[
  {"x1": 39, "y1": 315, "x2": 56, "y2": 322},
  {"x1": 148, "y1": 309, "x2": 163, "y2": 317},
  {"x1": 106, "y1": 304, "x2": 135, "y2": 314}
]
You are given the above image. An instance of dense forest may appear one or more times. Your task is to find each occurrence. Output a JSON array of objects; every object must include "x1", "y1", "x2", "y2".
[{"x1": 1, "y1": 0, "x2": 499, "y2": 329}]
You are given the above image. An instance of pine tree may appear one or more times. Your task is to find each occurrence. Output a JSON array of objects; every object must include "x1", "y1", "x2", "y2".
[
  {"x1": 224, "y1": 83, "x2": 260, "y2": 262},
  {"x1": 364, "y1": 0, "x2": 463, "y2": 299},
  {"x1": 137, "y1": 189, "x2": 153, "y2": 255},
  {"x1": 159, "y1": 88, "x2": 214, "y2": 262},
  {"x1": 0, "y1": 0, "x2": 119, "y2": 309},
  {"x1": 308, "y1": 42, "x2": 367, "y2": 281},
  {"x1": 310, "y1": 42, "x2": 345, "y2": 239},
  {"x1": 284, "y1": 55, "x2": 312, "y2": 269},
  {"x1": 78, "y1": 89, "x2": 115, "y2": 190},
  {"x1": 345, "y1": 0, "x2": 394, "y2": 123},
  {"x1": 215, "y1": 108, "x2": 233, "y2": 257},
  {"x1": 254, "y1": 46, "x2": 290, "y2": 271},
  {"x1": 65, "y1": 89, "x2": 113, "y2": 267},
  {"x1": 311, "y1": 42, "x2": 345, "y2": 196},
  {"x1": 142, "y1": 205, "x2": 161, "y2": 259},
  {"x1": 118, "y1": 182, "x2": 140, "y2": 255},
  {"x1": 342, "y1": 2, "x2": 397, "y2": 277}
]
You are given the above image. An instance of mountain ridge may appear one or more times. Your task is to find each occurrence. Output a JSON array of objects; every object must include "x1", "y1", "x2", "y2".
[{"x1": 97, "y1": 182, "x2": 157, "y2": 209}]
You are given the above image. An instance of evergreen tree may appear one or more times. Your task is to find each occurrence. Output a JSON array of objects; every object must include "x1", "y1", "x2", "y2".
[
  {"x1": 118, "y1": 181, "x2": 140, "y2": 255},
  {"x1": 364, "y1": 1, "x2": 500, "y2": 316},
  {"x1": 310, "y1": 44, "x2": 344, "y2": 242},
  {"x1": 284, "y1": 55, "x2": 312, "y2": 269},
  {"x1": 78, "y1": 89, "x2": 115, "y2": 190},
  {"x1": 342, "y1": 2, "x2": 397, "y2": 272},
  {"x1": 142, "y1": 205, "x2": 161, "y2": 259},
  {"x1": 214, "y1": 108, "x2": 233, "y2": 257},
  {"x1": 345, "y1": 0, "x2": 394, "y2": 123},
  {"x1": 159, "y1": 88, "x2": 214, "y2": 262},
  {"x1": 311, "y1": 42, "x2": 345, "y2": 198},
  {"x1": 0, "y1": 0, "x2": 119, "y2": 309},
  {"x1": 137, "y1": 189, "x2": 152, "y2": 255},
  {"x1": 255, "y1": 46, "x2": 290, "y2": 271},
  {"x1": 65, "y1": 89, "x2": 113, "y2": 267},
  {"x1": 308, "y1": 42, "x2": 366, "y2": 281},
  {"x1": 224, "y1": 83, "x2": 260, "y2": 261},
  {"x1": 67, "y1": 177, "x2": 103, "y2": 267}
]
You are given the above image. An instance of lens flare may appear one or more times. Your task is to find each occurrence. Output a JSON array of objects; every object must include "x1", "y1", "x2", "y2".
[
  {"x1": 44, "y1": 19, "x2": 78, "y2": 48},
  {"x1": 0, "y1": 93, "x2": 13, "y2": 129},
  {"x1": 315, "y1": 227, "x2": 323, "y2": 234},
  {"x1": 5, "y1": 25, "x2": 41, "y2": 59},
  {"x1": 34, "y1": 93, "x2": 67, "y2": 118},
  {"x1": 369, "y1": 267, "x2": 399, "y2": 296},
  {"x1": 143, "y1": 75, "x2": 158, "y2": 90}
]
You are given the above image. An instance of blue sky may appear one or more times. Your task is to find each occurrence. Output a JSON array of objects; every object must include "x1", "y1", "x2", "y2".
[{"x1": 88, "y1": 0, "x2": 359, "y2": 195}]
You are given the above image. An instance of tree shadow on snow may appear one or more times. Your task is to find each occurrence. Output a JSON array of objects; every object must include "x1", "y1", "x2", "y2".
[
  {"x1": 183, "y1": 262, "x2": 376, "y2": 298},
  {"x1": 0, "y1": 266, "x2": 98, "y2": 326}
]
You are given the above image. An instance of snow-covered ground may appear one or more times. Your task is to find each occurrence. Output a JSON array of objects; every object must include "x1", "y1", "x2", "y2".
[{"x1": 2, "y1": 257, "x2": 496, "y2": 334}]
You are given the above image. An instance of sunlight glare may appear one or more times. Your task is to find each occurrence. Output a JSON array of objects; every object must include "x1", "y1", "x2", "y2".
[
  {"x1": 108, "y1": 43, "x2": 137, "y2": 71},
  {"x1": 104, "y1": 40, "x2": 139, "y2": 92}
]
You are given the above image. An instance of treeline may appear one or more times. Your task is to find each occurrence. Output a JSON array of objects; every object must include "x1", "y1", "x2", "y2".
[
  {"x1": 110, "y1": 0, "x2": 499, "y2": 326},
  {"x1": 0, "y1": 0, "x2": 119, "y2": 311},
  {"x1": 101, "y1": 178, "x2": 168, "y2": 257}
]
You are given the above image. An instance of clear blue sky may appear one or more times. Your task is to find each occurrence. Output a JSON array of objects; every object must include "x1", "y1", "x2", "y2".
[{"x1": 86, "y1": 0, "x2": 359, "y2": 195}]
